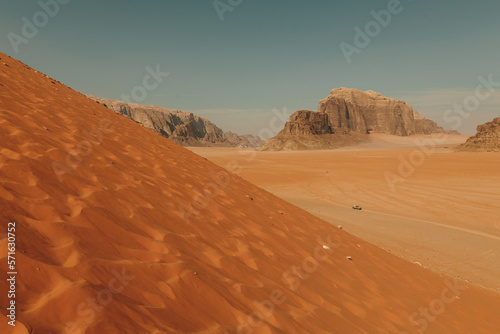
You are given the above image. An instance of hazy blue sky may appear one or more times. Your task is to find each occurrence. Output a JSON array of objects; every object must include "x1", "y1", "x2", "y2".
[{"x1": 1, "y1": 0, "x2": 499, "y2": 135}]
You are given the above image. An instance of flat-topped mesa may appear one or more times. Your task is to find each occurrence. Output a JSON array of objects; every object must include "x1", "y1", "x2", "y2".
[
  {"x1": 458, "y1": 117, "x2": 500, "y2": 152},
  {"x1": 318, "y1": 87, "x2": 417, "y2": 136},
  {"x1": 263, "y1": 88, "x2": 460, "y2": 151}
]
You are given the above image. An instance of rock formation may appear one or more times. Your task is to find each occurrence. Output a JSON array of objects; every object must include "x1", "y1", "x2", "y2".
[
  {"x1": 262, "y1": 109, "x2": 368, "y2": 151},
  {"x1": 223, "y1": 131, "x2": 264, "y2": 148},
  {"x1": 318, "y1": 88, "x2": 417, "y2": 136},
  {"x1": 87, "y1": 96, "x2": 262, "y2": 147},
  {"x1": 458, "y1": 117, "x2": 500, "y2": 152},
  {"x1": 263, "y1": 88, "x2": 459, "y2": 151}
]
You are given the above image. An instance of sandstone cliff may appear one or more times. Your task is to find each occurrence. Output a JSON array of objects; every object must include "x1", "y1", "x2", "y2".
[
  {"x1": 318, "y1": 88, "x2": 417, "y2": 136},
  {"x1": 263, "y1": 88, "x2": 459, "y2": 151},
  {"x1": 457, "y1": 117, "x2": 500, "y2": 152},
  {"x1": 87, "y1": 96, "x2": 262, "y2": 147}
]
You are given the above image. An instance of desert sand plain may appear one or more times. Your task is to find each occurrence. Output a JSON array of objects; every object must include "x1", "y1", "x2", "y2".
[{"x1": 190, "y1": 134, "x2": 500, "y2": 293}]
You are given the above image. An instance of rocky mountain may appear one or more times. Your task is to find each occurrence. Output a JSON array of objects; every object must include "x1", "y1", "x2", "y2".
[
  {"x1": 458, "y1": 117, "x2": 500, "y2": 152},
  {"x1": 223, "y1": 131, "x2": 264, "y2": 148},
  {"x1": 263, "y1": 88, "x2": 459, "y2": 151},
  {"x1": 87, "y1": 96, "x2": 262, "y2": 148}
]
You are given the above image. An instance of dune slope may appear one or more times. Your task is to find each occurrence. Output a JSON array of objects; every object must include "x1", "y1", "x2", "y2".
[{"x1": 0, "y1": 53, "x2": 499, "y2": 334}]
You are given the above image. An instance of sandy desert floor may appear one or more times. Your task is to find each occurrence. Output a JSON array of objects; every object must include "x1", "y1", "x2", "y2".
[{"x1": 190, "y1": 134, "x2": 500, "y2": 293}]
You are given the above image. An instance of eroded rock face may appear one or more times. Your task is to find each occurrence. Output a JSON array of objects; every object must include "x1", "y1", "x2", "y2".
[
  {"x1": 87, "y1": 96, "x2": 262, "y2": 147},
  {"x1": 318, "y1": 88, "x2": 417, "y2": 136},
  {"x1": 281, "y1": 110, "x2": 332, "y2": 136},
  {"x1": 458, "y1": 117, "x2": 500, "y2": 152},
  {"x1": 263, "y1": 88, "x2": 459, "y2": 150}
]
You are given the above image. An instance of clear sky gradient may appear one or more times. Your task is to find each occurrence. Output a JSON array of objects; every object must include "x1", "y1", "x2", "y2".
[{"x1": 1, "y1": 0, "x2": 499, "y2": 135}]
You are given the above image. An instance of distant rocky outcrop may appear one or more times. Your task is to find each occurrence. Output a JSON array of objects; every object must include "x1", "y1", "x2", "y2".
[
  {"x1": 87, "y1": 96, "x2": 262, "y2": 147},
  {"x1": 457, "y1": 117, "x2": 500, "y2": 152},
  {"x1": 413, "y1": 110, "x2": 461, "y2": 135},
  {"x1": 223, "y1": 131, "x2": 264, "y2": 148},
  {"x1": 262, "y1": 109, "x2": 368, "y2": 150},
  {"x1": 263, "y1": 88, "x2": 459, "y2": 151}
]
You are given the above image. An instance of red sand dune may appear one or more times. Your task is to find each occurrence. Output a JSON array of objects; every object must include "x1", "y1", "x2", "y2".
[{"x1": 0, "y1": 52, "x2": 499, "y2": 333}]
